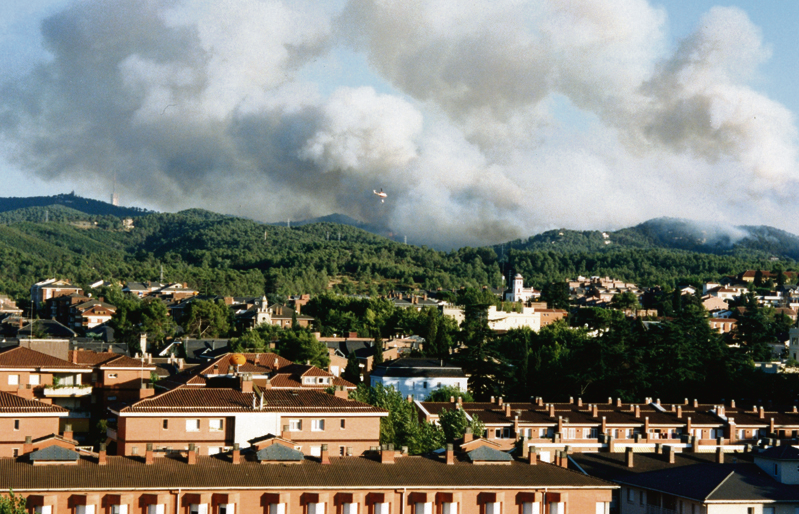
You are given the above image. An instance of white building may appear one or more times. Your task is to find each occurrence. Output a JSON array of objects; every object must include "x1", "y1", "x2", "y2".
[
  {"x1": 487, "y1": 305, "x2": 541, "y2": 332},
  {"x1": 370, "y1": 358, "x2": 468, "y2": 401},
  {"x1": 505, "y1": 274, "x2": 539, "y2": 303}
]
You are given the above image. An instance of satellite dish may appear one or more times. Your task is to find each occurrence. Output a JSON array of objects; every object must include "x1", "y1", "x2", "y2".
[{"x1": 230, "y1": 354, "x2": 247, "y2": 366}]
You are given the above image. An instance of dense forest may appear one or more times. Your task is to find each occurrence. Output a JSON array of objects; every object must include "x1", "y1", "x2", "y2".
[{"x1": 0, "y1": 198, "x2": 797, "y2": 309}]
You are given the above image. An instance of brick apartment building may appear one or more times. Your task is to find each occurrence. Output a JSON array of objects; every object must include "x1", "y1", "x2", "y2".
[
  {"x1": 0, "y1": 390, "x2": 69, "y2": 458},
  {"x1": 1, "y1": 441, "x2": 615, "y2": 514},
  {"x1": 69, "y1": 349, "x2": 157, "y2": 411},
  {"x1": 108, "y1": 382, "x2": 386, "y2": 457},
  {"x1": 417, "y1": 396, "x2": 799, "y2": 458}
]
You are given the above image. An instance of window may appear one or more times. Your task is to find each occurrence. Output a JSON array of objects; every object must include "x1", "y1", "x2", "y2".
[
  {"x1": 594, "y1": 503, "x2": 607, "y2": 514},
  {"x1": 521, "y1": 503, "x2": 539, "y2": 514},
  {"x1": 415, "y1": 503, "x2": 432, "y2": 514},
  {"x1": 485, "y1": 503, "x2": 500, "y2": 514},
  {"x1": 13, "y1": 420, "x2": 19, "y2": 431},
  {"x1": 190, "y1": 504, "x2": 208, "y2": 514},
  {"x1": 34, "y1": 507, "x2": 52, "y2": 514},
  {"x1": 423, "y1": 382, "x2": 428, "y2": 389},
  {"x1": 219, "y1": 504, "x2": 235, "y2": 514},
  {"x1": 289, "y1": 419, "x2": 302, "y2": 431},
  {"x1": 312, "y1": 419, "x2": 325, "y2": 431},
  {"x1": 110, "y1": 506, "x2": 128, "y2": 514},
  {"x1": 374, "y1": 503, "x2": 389, "y2": 514},
  {"x1": 639, "y1": 491, "x2": 644, "y2": 506},
  {"x1": 341, "y1": 419, "x2": 346, "y2": 429},
  {"x1": 29, "y1": 374, "x2": 40, "y2": 385},
  {"x1": 310, "y1": 446, "x2": 322, "y2": 457},
  {"x1": 8, "y1": 375, "x2": 18, "y2": 386},
  {"x1": 746, "y1": 509, "x2": 753, "y2": 514},
  {"x1": 307, "y1": 503, "x2": 325, "y2": 514},
  {"x1": 163, "y1": 419, "x2": 169, "y2": 430},
  {"x1": 774, "y1": 464, "x2": 779, "y2": 475},
  {"x1": 108, "y1": 373, "x2": 118, "y2": 379},
  {"x1": 208, "y1": 447, "x2": 220, "y2": 456},
  {"x1": 186, "y1": 419, "x2": 200, "y2": 432},
  {"x1": 148, "y1": 506, "x2": 165, "y2": 514},
  {"x1": 548, "y1": 504, "x2": 564, "y2": 514},
  {"x1": 442, "y1": 503, "x2": 458, "y2": 514},
  {"x1": 131, "y1": 446, "x2": 139, "y2": 455},
  {"x1": 209, "y1": 419, "x2": 224, "y2": 432},
  {"x1": 339, "y1": 446, "x2": 345, "y2": 456},
  {"x1": 270, "y1": 504, "x2": 286, "y2": 514},
  {"x1": 762, "y1": 508, "x2": 775, "y2": 514},
  {"x1": 343, "y1": 503, "x2": 357, "y2": 514},
  {"x1": 108, "y1": 396, "x2": 117, "y2": 401},
  {"x1": 76, "y1": 507, "x2": 96, "y2": 514},
  {"x1": 626, "y1": 489, "x2": 635, "y2": 503},
  {"x1": 11, "y1": 448, "x2": 18, "y2": 458}
]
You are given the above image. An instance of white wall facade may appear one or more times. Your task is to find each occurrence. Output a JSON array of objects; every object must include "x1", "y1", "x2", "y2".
[{"x1": 370, "y1": 375, "x2": 467, "y2": 401}]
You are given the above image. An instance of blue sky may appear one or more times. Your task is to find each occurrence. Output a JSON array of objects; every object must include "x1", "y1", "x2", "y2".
[{"x1": 1, "y1": 1, "x2": 797, "y2": 247}]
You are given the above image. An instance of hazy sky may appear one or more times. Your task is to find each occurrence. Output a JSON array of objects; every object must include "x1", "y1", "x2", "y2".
[{"x1": 1, "y1": 0, "x2": 798, "y2": 248}]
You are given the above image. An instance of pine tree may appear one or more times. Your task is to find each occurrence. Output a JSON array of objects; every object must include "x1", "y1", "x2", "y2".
[
  {"x1": 373, "y1": 334, "x2": 384, "y2": 364},
  {"x1": 342, "y1": 353, "x2": 361, "y2": 385}
]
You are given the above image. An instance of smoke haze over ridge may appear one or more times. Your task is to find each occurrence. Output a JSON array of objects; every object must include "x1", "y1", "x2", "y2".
[{"x1": 1, "y1": 0, "x2": 798, "y2": 249}]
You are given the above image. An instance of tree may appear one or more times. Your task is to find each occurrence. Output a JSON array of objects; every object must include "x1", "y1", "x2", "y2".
[
  {"x1": 342, "y1": 353, "x2": 361, "y2": 385},
  {"x1": 229, "y1": 328, "x2": 265, "y2": 352},
  {"x1": 456, "y1": 289, "x2": 507, "y2": 400},
  {"x1": 373, "y1": 334, "x2": 384, "y2": 365},
  {"x1": 541, "y1": 281, "x2": 570, "y2": 310},
  {"x1": 426, "y1": 385, "x2": 474, "y2": 403},
  {"x1": 438, "y1": 408, "x2": 485, "y2": 442},
  {"x1": 181, "y1": 299, "x2": 231, "y2": 338},
  {"x1": 0, "y1": 491, "x2": 26, "y2": 514},
  {"x1": 276, "y1": 330, "x2": 330, "y2": 369},
  {"x1": 610, "y1": 291, "x2": 641, "y2": 311}
]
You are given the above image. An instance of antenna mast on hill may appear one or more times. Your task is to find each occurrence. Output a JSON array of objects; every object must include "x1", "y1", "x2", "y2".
[
  {"x1": 287, "y1": 219, "x2": 291, "y2": 229},
  {"x1": 44, "y1": 209, "x2": 48, "y2": 223},
  {"x1": 160, "y1": 265, "x2": 164, "y2": 283},
  {"x1": 111, "y1": 170, "x2": 119, "y2": 206}
]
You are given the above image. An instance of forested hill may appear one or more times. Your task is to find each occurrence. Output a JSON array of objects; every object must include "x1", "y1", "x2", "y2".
[
  {"x1": 0, "y1": 193, "x2": 150, "y2": 219},
  {"x1": 499, "y1": 218, "x2": 799, "y2": 261},
  {"x1": 0, "y1": 196, "x2": 797, "y2": 305}
]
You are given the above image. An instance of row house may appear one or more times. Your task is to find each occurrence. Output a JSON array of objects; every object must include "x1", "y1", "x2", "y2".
[
  {"x1": 47, "y1": 292, "x2": 91, "y2": 326},
  {"x1": 708, "y1": 318, "x2": 737, "y2": 334},
  {"x1": 0, "y1": 346, "x2": 92, "y2": 433},
  {"x1": 2, "y1": 438, "x2": 615, "y2": 514},
  {"x1": 108, "y1": 383, "x2": 386, "y2": 457},
  {"x1": 0, "y1": 390, "x2": 69, "y2": 458},
  {"x1": 69, "y1": 349, "x2": 157, "y2": 411},
  {"x1": 417, "y1": 396, "x2": 799, "y2": 457},
  {"x1": 156, "y1": 353, "x2": 354, "y2": 392}
]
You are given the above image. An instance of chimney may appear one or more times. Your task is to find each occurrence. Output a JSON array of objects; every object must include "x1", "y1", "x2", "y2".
[
  {"x1": 608, "y1": 397, "x2": 612, "y2": 405},
  {"x1": 728, "y1": 418, "x2": 737, "y2": 444},
  {"x1": 457, "y1": 396, "x2": 462, "y2": 406},
  {"x1": 655, "y1": 443, "x2": 662, "y2": 454},
  {"x1": 557, "y1": 416, "x2": 564, "y2": 435},
  {"x1": 685, "y1": 398, "x2": 689, "y2": 405},
  {"x1": 577, "y1": 397, "x2": 583, "y2": 407},
  {"x1": 498, "y1": 397, "x2": 504, "y2": 407},
  {"x1": 668, "y1": 446, "x2": 676, "y2": 464},
  {"x1": 406, "y1": 395, "x2": 413, "y2": 403},
  {"x1": 463, "y1": 427, "x2": 473, "y2": 444},
  {"x1": 145, "y1": 444, "x2": 154, "y2": 465},
  {"x1": 569, "y1": 396, "x2": 574, "y2": 404},
  {"x1": 769, "y1": 417, "x2": 775, "y2": 435},
  {"x1": 274, "y1": 357, "x2": 280, "y2": 370},
  {"x1": 63, "y1": 424, "x2": 73, "y2": 441},
  {"x1": 656, "y1": 398, "x2": 661, "y2": 406},
  {"x1": 490, "y1": 396, "x2": 495, "y2": 403},
  {"x1": 188, "y1": 443, "x2": 197, "y2": 465},
  {"x1": 616, "y1": 398, "x2": 622, "y2": 407},
  {"x1": 716, "y1": 447, "x2": 724, "y2": 464},
  {"x1": 644, "y1": 417, "x2": 650, "y2": 437},
  {"x1": 232, "y1": 443, "x2": 240, "y2": 465},
  {"x1": 98, "y1": 443, "x2": 107, "y2": 465},
  {"x1": 321, "y1": 444, "x2": 331, "y2": 464},
  {"x1": 759, "y1": 407, "x2": 765, "y2": 419},
  {"x1": 380, "y1": 444, "x2": 395, "y2": 464},
  {"x1": 240, "y1": 376, "x2": 253, "y2": 393},
  {"x1": 445, "y1": 443, "x2": 454, "y2": 465},
  {"x1": 548, "y1": 404, "x2": 555, "y2": 417},
  {"x1": 677, "y1": 405, "x2": 682, "y2": 419},
  {"x1": 625, "y1": 447, "x2": 634, "y2": 468},
  {"x1": 178, "y1": 358, "x2": 184, "y2": 370},
  {"x1": 505, "y1": 404, "x2": 511, "y2": 417},
  {"x1": 450, "y1": 396, "x2": 455, "y2": 403},
  {"x1": 537, "y1": 397, "x2": 544, "y2": 407},
  {"x1": 71, "y1": 350, "x2": 78, "y2": 364},
  {"x1": 634, "y1": 405, "x2": 640, "y2": 418},
  {"x1": 686, "y1": 417, "x2": 692, "y2": 432},
  {"x1": 528, "y1": 448, "x2": 538, "y2": 465},
  {"x1": 730, "y1": 399, "x2": 736, "y2": 409},
  {"x1": 282, "y1": 425, "x2": 291, "y2": 440},
  {"x1": 139, "y1": 382, "x2": 155, "y2": 400},
  {"x1": 23, "y1": 436, "x2": 32, "y2": 455},
  {"x1": 592, "y1": 404, "x2": 598, "y2": 418},
  {"x1": 601, "y1": 416, "x2": 607, "y2": 435},
  {"x1": 693, "y1": 399, "x2": 699, "y2": 408},
  {"x1": 559, "y1": 450, "x2": 569, "y2": 468}
]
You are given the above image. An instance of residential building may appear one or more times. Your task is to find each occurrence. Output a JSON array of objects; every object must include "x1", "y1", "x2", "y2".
[
  {"x1": 108, "y1": 384, "x2": 386, "y2": 457},
  {"x1": 68, "y1": 299, "x2": 117, "y2": 329},
  {"x1": 69, "y1": 349, "x2": 157, "y2": 410},
  {"x1": 0, "y1": 390, "x2": 69, "y2": 457},
  {"x1": 370, "y1": 359, "x2": 467, "y2": 401},
  {"x1": 30, "y1": 279, "x2": 83, "y2": 311},
  {"x1": 571, "y1": 448, "x2": 799, "y2": 513},
  {"x1": 505, "y1": 274, "x2": 540, "y2": 303},
  {"x1": 486, "y1": 306, "x2": 540, "y2": 332},
  {"x1": 1, "y1": 440, "x2": 615, "y2": 514}
]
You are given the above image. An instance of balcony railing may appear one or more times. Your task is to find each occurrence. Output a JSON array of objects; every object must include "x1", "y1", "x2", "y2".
[{"x1": 43, "y1": 385, "x2": 93, "y2": 397}]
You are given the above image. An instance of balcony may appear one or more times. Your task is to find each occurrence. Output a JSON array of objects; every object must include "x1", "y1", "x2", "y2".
[{"x1": 43, "y1": 385, "x2": 93, "y2": 397}]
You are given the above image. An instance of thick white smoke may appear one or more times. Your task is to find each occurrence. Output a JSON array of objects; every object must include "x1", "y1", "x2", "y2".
[{"x1": 0, "y1": 0, "x2": 797, "y2": 248}]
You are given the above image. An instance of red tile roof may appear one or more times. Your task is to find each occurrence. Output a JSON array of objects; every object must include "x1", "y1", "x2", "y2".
[
  {"x1": 0, "y1": 391, "x2": 69, "y2": 414},
  {"x1": 0, "y1": 454, "x2": 616, "y2": 491},
  {"x1": 0, "y1": 347, "x2": 89, "y2": 370},
  {"x1": 119, "y1": 388, "x2": 386, "y2": 414}
]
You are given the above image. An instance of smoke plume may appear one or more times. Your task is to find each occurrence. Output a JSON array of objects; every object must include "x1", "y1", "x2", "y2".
[{"x1": 1, "y1": 0, "x2": 797, "y2": 248}]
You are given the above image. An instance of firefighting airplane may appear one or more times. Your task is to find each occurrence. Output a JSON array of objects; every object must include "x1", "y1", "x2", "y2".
[{"x1": 373, "y1": 188, "x2": 387, "y2": 203}]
